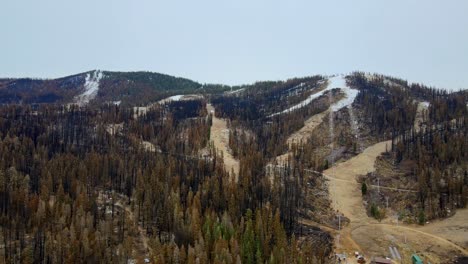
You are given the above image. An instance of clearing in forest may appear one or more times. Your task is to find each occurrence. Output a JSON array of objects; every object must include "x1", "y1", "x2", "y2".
[
  {"x1": 324, "y1": 141, "x2": 391, "y2": 222},
  {"x1": 207, "y1": 103, "x2": 240, "y2": 181},
  {"x1": 275, "y1": 75, "x2": 357, "y2": 164},
  {"x1": 286, "y1": 110, "x2": 329, "y2": 147},
  {"x1": 133, "y1": 94, "x2": 204, "y2": 118},
  {"x1": 414, "y1": 101, "x2": 429, "y2": 132},
  {"x1": 324, "y1": 140, "x2": 468, "y2": 263}
]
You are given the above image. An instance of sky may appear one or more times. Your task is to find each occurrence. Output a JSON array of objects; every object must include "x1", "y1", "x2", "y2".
[{"x1": 1, "y1": 0, "x2": 468, "y2": 91}]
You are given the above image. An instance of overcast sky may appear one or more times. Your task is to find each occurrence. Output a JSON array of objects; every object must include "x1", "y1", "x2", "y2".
[{"x1": 1, "y1": 0, "x2": 467, "y2": 90}]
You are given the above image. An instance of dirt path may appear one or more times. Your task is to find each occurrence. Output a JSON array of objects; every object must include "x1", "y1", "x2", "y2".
[
  {"x1": 369, "y1": 223, "x2": 468, "y2": 255},
  {"x1": 115, "y1": 200, "x2": 152, "y2": 257},
  {"x1": 324, "y1": 141, "x2": 391, "y2": 222},
  {"x1": 418, "y1": 209, "x2": 468, "y2": 250},
  {"x1": 322, "y1": 174, "x2": 417, "y2": 193},
  {"x1": 351, "y1": 223, "x2": 468, "y2": 263},
  {"x1": 98, "y1": 191, "x2": 153, "y2": 259},
  {"x1": 207, "y1": 104, "x2": 240, "y2": 181},
  {"x1": 323, "y1": 140, "x2": 468, "y2": 262}
]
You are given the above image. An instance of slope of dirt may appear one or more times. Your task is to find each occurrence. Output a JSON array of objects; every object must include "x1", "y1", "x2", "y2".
[
  {"x1": 418, "y1": 209, "x2": 468, "y2": 249},
  {"x1": 351, "y1": 223, "x2": 465, "y2": 263},
  {"x1": 324, "y1": 141, "x2": 391, "y2": 222},
  {"x1": 287, "y1": 110, "x2": 329, "y2": 147},
  {"x1": 323, "y1": 140, "x2": 468, "y2": 263},
  {"x1": 273, "y1": 109, "x2": 330, "y2": 165},
  {"x1": 274, "y1": 92, "x2": 345, "y2": 165},
  {"x1": 207, "y1": 104, "x2": 240, "y2": 181}
]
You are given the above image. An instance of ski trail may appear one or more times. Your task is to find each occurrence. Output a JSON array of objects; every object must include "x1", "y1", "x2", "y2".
[
  {"x1": 269, "y1": 75, "x2": 358, "y2": 117},
  {"x1": 207, "y1": 104, "x2": 239, "y2": 181},
  {"x1": 286, "y1": 110, "x2": 329, "y2": 147},
  {"x1": 75, "y1": 70, "x2": 103, "y2": 105}
]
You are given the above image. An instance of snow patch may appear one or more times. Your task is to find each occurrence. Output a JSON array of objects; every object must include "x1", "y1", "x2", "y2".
[
  {"x1": 420, "y1": 101, "x2": 430, "y2": 108},
  {"x1": 284, "y1": 82, "x2": 307, "y2": 97},
  {"x1": 157, "y1": 94, "x2": 204, "y2": 104},
  {"x1": 226, "y1": 88, "x2": 246, "y2": 95},
  {"x1": 269, "y1": 75, "x2": 358, "y2": 117},
  {"x1": 269, "y1": 86, "x2": 328, "y2": 117},
  {"x1": 75, "y1": 70, "x2": 103, "y2": 105},
  {"x1": 133, "y1": 94, "x2": 203, "y2": 118},
  {"x1": 157, "y1": 94, "x2": 185, "y2": 104},
  {"x1": 327, "y1": 75, "x2": 347, "y2": 89},
  {"x1": 330, "y1": 88, "x2": 359, "y2": 111},
  {"x1": 167, "y1": 95, "x2": 183, "y2": 101}
]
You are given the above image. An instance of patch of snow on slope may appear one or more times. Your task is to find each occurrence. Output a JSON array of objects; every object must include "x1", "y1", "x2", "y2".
[
  {"x1": 157, "y1": 94, "x2": 186, "y2": 104},
  {"x1": 329, "y1": 76, "x2": 359, "y2": 111},
  {"x1": 328, "y1": 75, "x2": 347, "y2": 89},
  {"x1": 269, "y1": 86, "x2": 328, "y2": 117},
  {"x1": 134, "y1": 94, "x2": 204, "y2": 118},
  {"x1": 75, "y1": 70, "x2": 103, "y2": 105},
  {"x1": 420, "y1": 101, "x2": 430, "y2": 108},
  {"x1": 159, "y1": 94, "x2": 204, "y2": 103},
  {"x1": 226, "y1": 88, "x2": 246, "y2": 95},
  {"x1": 167, "y1": 95, "x2": 183, "y2": 101},
  {"x1": 285, "y1": 82, "x2": 307, "y2": 96},
  {"x1": 269, "y1": 75, "x2": 358, "y2": 117}
]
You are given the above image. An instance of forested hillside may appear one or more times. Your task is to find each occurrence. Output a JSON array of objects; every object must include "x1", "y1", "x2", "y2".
[
  {"x1": 358, "y1": 77, "x2": 468, "y2": 223},
  {"x1": 0, "y1": 74, "x2": 85, "y2": 104},
  {"x1": 0, "y1": 71, "x2": 466, "y2": 263},
  {"x1": 0, "y1": 100, "x2": 328, "y2": 263},
  {"x1": 0, "y1": 71, "x2": 230, "y2": 106}
]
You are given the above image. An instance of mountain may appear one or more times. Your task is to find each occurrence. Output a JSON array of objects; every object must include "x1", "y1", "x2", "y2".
[
  {"x1": 2, "y1": 70, "x2": 465, "y2": 107},
  {"x1": 0, "y1": 70, "x2": 466, "y2": 263},
  {"x1": 0, "y1": 70, "x2": 230, "y2": 106}
]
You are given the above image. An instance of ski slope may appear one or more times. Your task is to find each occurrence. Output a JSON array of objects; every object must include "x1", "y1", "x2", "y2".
[
  {"x1": 269, "y1": 75, "x2": 358, "y2": 117},
  {"x1": 329, "y1": 77, "x2": 359, "y2": 111},
  {"x1": 75, "y1": 70, "x2": 103, "y2": 105},
  {"x1": 133, "y1": 94, "x2": 203, "y2": 118}
]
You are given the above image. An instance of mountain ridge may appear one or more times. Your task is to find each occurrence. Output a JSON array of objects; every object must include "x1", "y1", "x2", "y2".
[{"x1": 0, "y1": 70, "x2": 466, "y2": 106}]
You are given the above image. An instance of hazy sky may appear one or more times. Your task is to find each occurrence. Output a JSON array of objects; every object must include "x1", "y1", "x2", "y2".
[{"x1": 1, "y1": 0, "x2": 467, "y2": 90}]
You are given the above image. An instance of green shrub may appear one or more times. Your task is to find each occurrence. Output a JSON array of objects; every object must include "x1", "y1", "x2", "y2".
[
  {"x1": 418, "y1": 210, "x2": 426, "y2": 225},
  {"x1": 361, "y1": 182, "x2": 367, "y2": 195}
]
